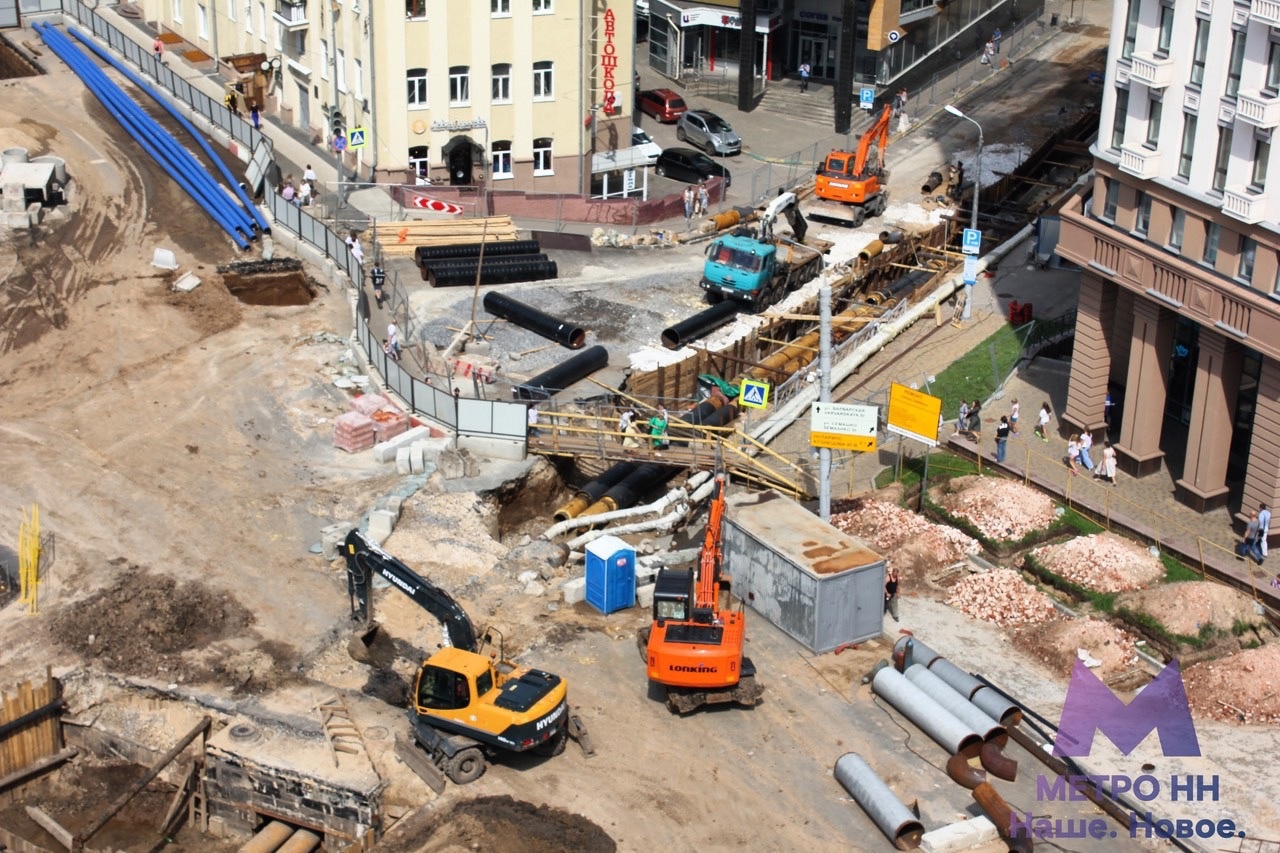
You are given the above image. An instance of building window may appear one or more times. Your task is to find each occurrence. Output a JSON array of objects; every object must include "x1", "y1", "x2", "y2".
[
  {"x1": 408, "y1": 146, "x2": 429, "y2": 177},
  {"x1": 337, "y1": 48, "x2": 347, "y2": 92},
  {"x1": 1111, "y1": 88, "x2": 1129, "y2": 150},
  {"x1": 1239, "y1": 236, "x2": 1258, "y2": 283},
  {"x1": 172, "y1": 0, "x2": 182, "y2": 21},
  {"x1": 1169, "y1": 209, "x2": 1185, "y2": 252},
  {"x1": 533, "y1": 137, "x2": 553, "y2": 174},
  {"x1": 1268, "y1": 42, "x2": 1280, "y2": 95},
  {"x1": 197, "y1": 3, "x2": 207, "y2": 38},
  {"x1": 354, "y1": 59, "x2": 363, "y2": 99},
  {"x1": 1145, "y1": 98, "x2": 1162, "y2": 149},
  {"x1": 1135, "y1": 192, "x2": 1152, "y2": 235},
  {"x1": 492, "y1": 140, "x2": 513, "y2": 179},
  {"x1": 450, "y1": 66, "x2": 470, "y2": 105},
  {"x1": 533, "y1": 0, "x2": 552, "y2": 12},
  {"x1": 286, "y1": 29, "x2": 304, "y2": 56},
  {"x1": 1178, "y1": 113, "x2": 1196, "y2": 179},
  {"x1": 1103, "y1": 179, "x2": 1119, "y2": 221},
  {"x1": 274, "y1": 21, "x2": 283, "y2": 51},
  {"x1": 492, "y1": 64, "x2": 512, "y2": 103},
  {"x1": 1156, "y1": 4, "x2": 1173, "y2": 57},
  {"x1": 227, "y1": 0, "x2": 234, "y2": 21},
  {"x1": 1203, "y1": 223, "x2": 1221, "y2": 266},
  {"x1": 491, "y1": 0, "x2": 510, "y2": 15},
  {"x1": 1190, "y1": 19, "x2": 1208, "y2": 86},
  {"x1": 1227, "y1": 31, "x2": 1245, "y2": 98},
  {"x1": 533, "y1": 61, "x2": 554, "y2": 101},
  {"x1": 1254, "y1": 137, "x2": 1271, "y2": 191},
  {"x1": 1213, "y1": 126, "x2": 1233, "y2": 192},
  {"x1": 320, "y1": 39, "x2": 329, "y2": 80},
  {"x1": 407, "y1": 67, "x2": 427, "y2": 108},
  {"x1": 406, "y1": 0, "x2": 425, "y2": 18},
  {"x1": 257, "y1": 2, "x2": 266, "y2": 40},
  {"x1": 1122, "y1": 0, "x2": 1140, "y2": 60}
]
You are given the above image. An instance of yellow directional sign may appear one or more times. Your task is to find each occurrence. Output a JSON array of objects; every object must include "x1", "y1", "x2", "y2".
[
  {"x1": 739, "y1": 378, "x2": 770, "y2": 409},
  {"x1": 886, "y1": 382, "x2": 942, "y2": 447},
  {"x1": 810, "y1": 432, "x2": 876, "y2": 451}
]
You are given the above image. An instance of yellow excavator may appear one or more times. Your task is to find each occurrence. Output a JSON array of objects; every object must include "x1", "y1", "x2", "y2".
[{"x1": 344, "y1": 530, "x2": 593, "y2": 788}]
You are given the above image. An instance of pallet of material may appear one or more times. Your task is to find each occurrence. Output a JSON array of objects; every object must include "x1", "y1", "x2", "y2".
[{"x1": 374, "y1": 217, "x2": 522, "y2": 255}]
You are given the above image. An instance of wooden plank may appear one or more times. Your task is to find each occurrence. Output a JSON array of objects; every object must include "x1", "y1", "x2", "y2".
[
  {"x1": 0, "y1": 747, "x2": 77, "y2": 795},
  {"x1": 25, "y1": 806, "x2": 72, "y2": 850}
]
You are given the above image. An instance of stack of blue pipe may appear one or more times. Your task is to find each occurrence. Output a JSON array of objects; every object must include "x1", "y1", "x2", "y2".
[{"x1": 34, "y1": 21, "x2": 265, "y2": 250}]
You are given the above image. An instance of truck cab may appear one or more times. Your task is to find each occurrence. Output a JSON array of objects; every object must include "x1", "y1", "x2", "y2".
[{"x1": 700, "y1": 234, "x2": 777, "y2": 307}]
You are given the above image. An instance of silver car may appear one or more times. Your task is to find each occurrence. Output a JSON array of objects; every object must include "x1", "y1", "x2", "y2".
[{"x1": 676, "y1": 110, "x2": 742, "y2": 156}]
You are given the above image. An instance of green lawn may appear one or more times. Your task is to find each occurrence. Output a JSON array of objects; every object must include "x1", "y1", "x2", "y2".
[{"x1": 921, "y1": 323, "x2": 1028, "y2": 421}]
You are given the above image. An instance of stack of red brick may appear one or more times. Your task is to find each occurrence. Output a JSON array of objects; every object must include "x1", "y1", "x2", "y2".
[
  {"x1": 334, "y1": 394, "x2": 409, "y2": 453},
  {"x1": 334, "y1": 412, "x2": 376, "y2": 453}
]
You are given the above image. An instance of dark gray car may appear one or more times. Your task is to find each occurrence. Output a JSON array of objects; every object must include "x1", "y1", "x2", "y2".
[{"x1": 676, "y1": 110, "x2": 742, "y2": 156}]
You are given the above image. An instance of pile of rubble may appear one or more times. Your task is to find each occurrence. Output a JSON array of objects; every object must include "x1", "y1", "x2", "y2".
[
  {"x1": 944, "y1": 568, "x2": 1058, "y2": 626},
  {"x1": 1028, "y1": 533, "x2": 1165, "y2": 593},
  {"x1": 1014, "y1": 617, "x2": 1141, "y2": 679},
  {"x1": 1116, "y1": 581, "x2": 1265, "y2": 638},
  {"x1": 931, "y1": 476, "x2": 1057, "y2": 541},
  {"x1": 830, "y1": 498, "x2": 980, "y2": 564},
  {"x1": 1183, "y1": 644, "x2": 1280, "y2": 724}
]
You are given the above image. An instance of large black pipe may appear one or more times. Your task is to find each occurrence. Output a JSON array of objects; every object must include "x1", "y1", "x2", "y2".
[
  {"x1": 866, "y1": 269, "x2": 934, "y2": 305},
  {"x1": 419, "y1": 253, "x2": 550, "y2": 281},
  {"x1": 580, "y1": 463, "x2": 679, "y2": 517},
  {"x1": 513, "y1": 345, "x2": 608, "y2": 400},
  {"x1": 661, "y1": 301, "x2": 740, "y2": 350},
  {"x1": 553, "y1": 461, "x2": 639, "y2": 521},
  {"x1": 429, "y1": 259, "x2": 558, "y2": 287},
  {"x1": 670, "y1": 400, "x2": 738, "y2": 446},
  {"x1": 415, "y1": 240, "x2": 542, "y2": 264},
  {"x1": 484, "y1": 291, "x2": 585, "y2": 348}
]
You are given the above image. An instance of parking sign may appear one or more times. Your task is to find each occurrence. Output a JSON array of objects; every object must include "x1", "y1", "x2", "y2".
[
  {"x1": 859, "y1": 87, "x2": 876, "y2": 110},
  {"x1": 962, "y1": 228, "x2": 982, "y2": 255}
]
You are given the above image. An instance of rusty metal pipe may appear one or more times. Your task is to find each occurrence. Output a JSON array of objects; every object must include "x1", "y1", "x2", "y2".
[
  {"x1": 945, "y1": 753, "x2": 986, "y2": 790},
  {"x1": 237, "y1": 821, "x2": 295, "y2": 853},
  {"x1": 834, "y1": 754, "x2": 925, "y2": 850},
  {"x1": 973, "y1": 782, "x2": 1034, "y2": 853},
  {"x1": 979, "y1": 740, "x2": 1019, "y2": 782}
]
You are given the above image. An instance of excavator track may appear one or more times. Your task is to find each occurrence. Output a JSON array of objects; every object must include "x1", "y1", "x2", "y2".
[{"x1": 664, "y1": 676, "x2": 765, "y2": 714}]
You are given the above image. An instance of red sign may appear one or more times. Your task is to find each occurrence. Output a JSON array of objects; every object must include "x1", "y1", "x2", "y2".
[
  {"x1": 409, "y1": 196, "x2": 464, "y2": 215},
  {"x1": 600, "y1": 8, "x2": 616, "y2": 115}
]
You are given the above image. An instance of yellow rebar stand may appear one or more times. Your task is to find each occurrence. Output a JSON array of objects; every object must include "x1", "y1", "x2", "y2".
[{"x1": 18, "y1": 504, "x2": 40, "y2": 615}]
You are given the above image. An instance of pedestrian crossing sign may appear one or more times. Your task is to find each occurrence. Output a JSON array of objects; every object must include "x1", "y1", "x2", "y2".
[
  {"x1": 347, "y1": 127, "x2": 368, "y2": 149},
  {"x1": 739, "y1": 378, "x2": 770, "y2": 410}
]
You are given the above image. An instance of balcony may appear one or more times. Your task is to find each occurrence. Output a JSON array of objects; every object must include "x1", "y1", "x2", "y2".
[
  {"x1": 1222, "y1": 187, "x2": 1268, "y2": 224},
  {"x1": 1119, "y1": 144, "x2": 1160, "y2": 179},
  {"x1": 1127, "y1": 53, "x2": 1174, "y2": 89},
  {"x1": 1252, "y1": 0, "x2": 1280, "y2": 26},
  {"x1": 1236, "y1": 89, "x2": 1280, "y2": 128},
  {"x1": 273, "y1": 0, "x2": 309, "y2": 30}
]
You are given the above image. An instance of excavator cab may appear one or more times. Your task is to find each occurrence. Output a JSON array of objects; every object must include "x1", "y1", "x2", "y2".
[{"x1": 652, "y1": 567, "x2": 695, "y2": 623}]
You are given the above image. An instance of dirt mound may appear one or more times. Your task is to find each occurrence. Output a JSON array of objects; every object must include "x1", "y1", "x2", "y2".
[
  {"x1": 931, "y1": 476, "x2": 1057, "y2": 541},
  {"x1": 831, "y1": 498, "x2": 980, "y2": 589},
  {"x1": 49, "y1": 564, "x2": 255, "y2": 679},
  {"x1": 1029, "y1": 533, "x2": 1164, "y2": 593},
  {"x1": 1013, "y1": 618, "x2": 1140, "y2": 680},
  {"x1": 1116, "y1": 581, "x2": 1264, "y2": 638},
  {"x1": 945, "y1": 568, "x2": 1057, "y2": 626},
  {"x1": 415, "y1": 795, "x2": 616, "y2": 853},
  {"x1": 1184, "y1": 644, "x2": 1280, "y2": 725}
]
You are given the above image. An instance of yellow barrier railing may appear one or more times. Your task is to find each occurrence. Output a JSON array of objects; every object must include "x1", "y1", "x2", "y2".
[{"x1": 18, "y1": 504, "x2": 40, "y2": 615}]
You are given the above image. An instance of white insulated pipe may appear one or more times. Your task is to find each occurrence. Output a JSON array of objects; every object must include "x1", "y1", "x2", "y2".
[
  {"x1": 833, "y1": 753, "x2": 925, "y2": 851},
  {"x1": 871, "y1": 666, "x2": 982, "y2": 759},
  {"x1": 541, "y1": 471, "x2": 713, "y2": 541}
]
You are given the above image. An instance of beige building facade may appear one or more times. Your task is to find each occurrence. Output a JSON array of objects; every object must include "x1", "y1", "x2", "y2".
[
  {"x1": 148, "y1": 0, "x2": 633, "y2": 191},
  {"x1": 1056, "y1": 0, "x2": 1280, "y2": 520}
]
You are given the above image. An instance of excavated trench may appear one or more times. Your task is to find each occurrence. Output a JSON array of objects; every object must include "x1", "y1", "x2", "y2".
[{"x1": 216, "y1": 258, "x2": 316, "y2": 306}]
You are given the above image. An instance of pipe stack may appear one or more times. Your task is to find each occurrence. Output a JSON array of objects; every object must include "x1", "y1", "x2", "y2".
[
  {"x1": 893, "y1": 637, "x2": 1023, "y2": 726},
  {"x1": 833, "y1": 754, "x2": 924, "y2": 850},
  {"x1": 554, "y1": 462, "x2": 637, "y2": 521},
  {"x1": 871, "y1": 667, "x2": 985, "y2": 790}
]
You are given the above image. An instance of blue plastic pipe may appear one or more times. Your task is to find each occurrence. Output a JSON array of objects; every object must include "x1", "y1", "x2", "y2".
[
  {"x1": 35, "y1": 22, "x2": 251, "y2": 248},
  {"x1": 67, "y1": 26, "x2": 269, "y2": 234}
]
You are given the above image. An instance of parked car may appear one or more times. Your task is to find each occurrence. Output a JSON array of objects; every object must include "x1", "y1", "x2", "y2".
[
  {"x1": 676, "y1": 110, "x2": 742, "y2": 156},
  {"x1": 631, "y1": 126, "x2": 662, "y2": 164},
  {"x1": 654, "y1": 148, "x2": 732, "y2": 186},
  {"x1": 637, "y1": 88, "x2": 689, "y2": 123}
]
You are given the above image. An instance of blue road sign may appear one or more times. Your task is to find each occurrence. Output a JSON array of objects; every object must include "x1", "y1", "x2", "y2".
[
  {"x1": 963, "y1": 255, "x2": 979, "y2": 285},
  {"x1": 962, "y1": 228, "x2": 982, "y2": 255},
  {"x1": 739, "y1": 378, "x2": 770, "y2": 409},
  {"x1": 347, "y1": 127, "x2": 368, "y2": 149},
  {"x1": 859, "y1": 87, "x2": 875, "y2": 110}
]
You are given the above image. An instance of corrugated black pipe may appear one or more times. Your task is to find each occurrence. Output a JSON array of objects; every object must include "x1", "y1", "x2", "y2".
[
  {"x1": 553, "y1": 462, "x2": 638, "y2": 521},
  {"x1": 661, "y1": 301, "x2": 740, "y2": 350},
  {"x1": 484, "y1": 291, "x2": 585, "y2": 348},
  {"x1": 419, "y1": 254, "x2": 550, "y2": 282},
  {"x1": 513, "y1": 345, "x2": 608, "y2": 400},
  {"x1": 581, "y1": 463, "x2": 679, "y2": 517},
  {"x1": 415, "y1": 240, "x2": 542, "y2": 264},
  {"x1": 429, "y1": 260, "x2": 559, "y2": 287}
]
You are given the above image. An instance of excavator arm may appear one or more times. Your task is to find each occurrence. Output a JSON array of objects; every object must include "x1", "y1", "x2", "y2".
[
  {"x1": 694, "y1": 474, "x2": 727, "y2": 612},
  {"x1": 853, "y1": 105, "x2": 893, "y2": 178},
  {"x1": 344, "y1": 529, "x2": 478, "y2": 653},
  {"x1": 758, "y1": 191, "x2": 808, "y2": 244}
]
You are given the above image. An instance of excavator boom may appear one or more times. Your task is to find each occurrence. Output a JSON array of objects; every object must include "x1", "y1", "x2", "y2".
[{"x1": 853, "y1": 105, "x2": 893, "y2": 178}]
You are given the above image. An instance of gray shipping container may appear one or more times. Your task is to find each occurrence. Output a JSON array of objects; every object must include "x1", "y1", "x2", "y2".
[{"x1": 722, "y1": 490, "x2": 886, "y2": 654}]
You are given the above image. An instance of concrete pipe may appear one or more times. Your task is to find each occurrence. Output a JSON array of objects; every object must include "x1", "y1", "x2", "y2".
[
  {"x1": 973, "y1": 782, "x2": 1035, "y2": 853},
  {"x1": 970, "y1": 685, "x2": 1023, "y2": 727},
  {"x1": 903, "y1": 665, "x2": 1005, "y2": 746},
  {"x1": 892, "y1": 636, "x2": 941, "y2": 672},
  {"x1": 926, "y1": 658, "x2": 984, "y2": 700},
  {"x1": 1, "y1": 147, "x2": 29, "y2": 166},
  {"x1": 275, "y1": 829, "x2": 322, "y2": 853},
  {"x1": 834, "y1": 753, "x2": 925, "y2": 850},
  {"x1": 237, "y1": 821, "x2": 294, "y2": 853},
  {"x1": 871, "y1": 667, "x2": 982, "y2": 760},
  {"x1": 859, "y1": 240, "x2": 884, "y2": 263},
  {"x1": 879, "y1": 229, "x2": 905, "y2": 244},
  {"x1": 921, "y1": 171, "x2": 944, "y2": 194}
]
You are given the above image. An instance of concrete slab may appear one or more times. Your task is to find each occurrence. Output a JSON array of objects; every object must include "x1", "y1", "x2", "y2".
[
  {"x1": 372, "y1": 425, "x2": 432, "y2": 464},
  {"x1": 562, "y1": 576, "x2": 586, "y2": 605}
]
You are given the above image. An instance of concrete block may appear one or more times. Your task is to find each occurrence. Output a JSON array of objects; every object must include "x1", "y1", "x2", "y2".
[
  {"x1": 562, "y1": 576, "x2": 586, "y2": 605},
  {"x1": 172, "y1": 271, "x2": 201, "y2": 292},
  {"x1": 395, "y1": 446, "x2": 412, "y2": 475},
  {"x1": 920, "y1": 816, "x2": 997, "y2": 853},
  {"x1": 382, "y1": 495, "x2": 405, "y2": 518},
  {"x1": 373, "y1": 425, "x2": 432, "y2": 464},
  {"x1": 368, "y1": 509, "x2": 396, "y2": 542},
  {"x1": 321, "y1": 522, "x2": 355, "y2": 561},
  {"x1": 636, "y1": 583, "x2": 655, "y2": 609},
  {"x1": 409, "y1": 444, "x2": 425, "y2": 474}
]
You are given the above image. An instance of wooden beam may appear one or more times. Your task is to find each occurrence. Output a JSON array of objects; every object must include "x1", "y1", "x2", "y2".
[
  {"x1": 991, "y1": 170, "x2": 1070, "y2": 188},
  {"x1": 26, "y1": 806, "x2": 73, "y2": 850},
  {"x1": 0, "y1": 746, "x2": 77, "y2": 794}
]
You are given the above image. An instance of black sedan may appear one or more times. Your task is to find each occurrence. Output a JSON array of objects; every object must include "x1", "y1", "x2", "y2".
[{"x1": 654, "y1": 147, "x2": 732, "y2": 187}]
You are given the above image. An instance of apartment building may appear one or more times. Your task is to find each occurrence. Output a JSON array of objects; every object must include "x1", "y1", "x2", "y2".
[
  {"x1": 1055, "y1": 0, "x2": 1280, "y2": 518},
  {"x1": 149, "y1": 0, "x2": 633, "y2": 191}
]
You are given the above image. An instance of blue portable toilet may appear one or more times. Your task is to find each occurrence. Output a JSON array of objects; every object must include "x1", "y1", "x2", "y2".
[{"x1": 584, "y1": 535, "x2": 636, "y2": 614}]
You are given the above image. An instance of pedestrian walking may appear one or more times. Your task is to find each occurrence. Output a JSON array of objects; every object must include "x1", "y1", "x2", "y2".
[
  {"x1": 371, "y1": 263, "x2": 387, "y2": 309},
  {"x1": 1078, "y1": 427, "x2": 1095, "y2": 471},
  {"x1": 982, "y1": 39, "x2": 996, "y2": 65},
  {"x1": 623, "y1": 419, "x2": 645, "y2": 448},
  {"x1": 1010, "y1": 398, "x2": 1020, "y2": 435},
  {"x1": 991, "y1": 26, "x2": 1002, "y2": 54},
  {"x1": 153, "y1": 36, "x2": 164, "y2": 62},
  {"x1": 224, "y1": 89, "x2": 239, "y2": 115},
  {"x1": 351, "y1": 241, "x2": 364, "y2": 267},
  {"x1": 1035, "y1": 401, "x2": 1052, "y2": 442},
  {"x1": 1103, "y1": 391, "x2": 1114, "y2": 427},
  {"x1": 381, "y1": 339, "x2": 400, "y2": 362},
  {"x1": 884, "y1": 567, "x2": 900, "y2": 622},
  {"x1": 1099, "y1": 440, "x2": 1118, "y2": 485},
  {"x1": 799, "y1": 62, "x2": 811, "y2": 93},
  {"x1": 387, "y1": 321, "x2": 401, "y2": 356},
  {"x1": 303, "y1": 164, "x2": 318, "y2": 184},
  {"x1": 1066, "y1": 435, "x2": 1081, "y2": 476},
  {"x1": 895, "y1": 87, "x2": 910, "y2": 132},
  {"x1": 1260, "y1": 503, "x2": 1272, "y2": 559},
  {"x1": 618, "y1": 408, "x2": 636, "y2": 440},
  {"x1": 1239, "y1": 512, "x2": 1265, "y2": 564},
  {"x1": 682, "y1": 185, "x2": 694, "y2": 225},
  {"x1": 527, "y1": 404, "x2": 541, "y2": 438},
  {"x1": 956, "y1": 400, "x2": 970, "y2": 435},
  {"x1": 968, "y1": 399, "x2": 982, "y2": 439},
  {"x1": 697, "y1": 181, "x2": 710, "y2": 217},
  {"x1": 249, "y1": 102, "x2": 261, "y2": 130},
  {"x1": 995, "y1": 416, "x2": 1010, "y2": 463},
  {"x1": 649, "y1": 407, "x2": 669, "y2": 449}
]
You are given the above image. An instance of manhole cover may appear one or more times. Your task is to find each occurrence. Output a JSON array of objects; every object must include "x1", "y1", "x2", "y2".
[
  {"x1": 229, "y1": 723, "x2": 261, "y2": 742},
  {"x1": 364, "y1": 726, "x2": 389, "y2": 740}
]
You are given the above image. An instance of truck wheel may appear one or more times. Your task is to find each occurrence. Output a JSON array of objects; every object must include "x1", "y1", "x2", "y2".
[
  {"x1": 444, "y1": 747, "x2": 486, "y2": 784},
  {"x1": 533, "y1": 724, "x2": 568, "y2": 757},
  {"x1": 704, "y1": 289, "x2": 724, "y2": 305},
  {"x1": 850, "y1": 208, "x2": 866, "y2": 228}
]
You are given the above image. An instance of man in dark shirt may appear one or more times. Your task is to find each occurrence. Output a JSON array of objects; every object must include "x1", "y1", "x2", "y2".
[
  {"x1": 884, "y1": 568, "x2": 900, "y2": 622},
  {"x1": 995, "y1": 415, "x2": 1010, "y2": 463}
]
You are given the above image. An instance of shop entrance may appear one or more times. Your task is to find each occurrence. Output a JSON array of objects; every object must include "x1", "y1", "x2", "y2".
[{"x1": 798, "y1": 34, "x2": 832, "y2": 79}]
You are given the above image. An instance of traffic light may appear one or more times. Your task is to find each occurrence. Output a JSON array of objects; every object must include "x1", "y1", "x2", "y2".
[{"x1": 331, "y1": 111, "x2": 345, "y2": 138}]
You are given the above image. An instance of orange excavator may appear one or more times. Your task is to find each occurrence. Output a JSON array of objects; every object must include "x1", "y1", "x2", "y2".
[
  {"x1": 811, "y1": 104, "x2": 892, "y2": 227},
  {"x1": 640, "y1": 474, "x2": 763, "y2": 714}
]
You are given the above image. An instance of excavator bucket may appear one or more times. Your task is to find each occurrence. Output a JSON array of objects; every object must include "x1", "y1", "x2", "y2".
[{"x1": 348, "y1": 623, "x2": 387, "y2": 665}]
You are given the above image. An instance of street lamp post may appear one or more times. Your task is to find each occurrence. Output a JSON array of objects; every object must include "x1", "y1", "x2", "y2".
[{"x1": 945, "y1": 104, "x2": 983, "y2": 321}]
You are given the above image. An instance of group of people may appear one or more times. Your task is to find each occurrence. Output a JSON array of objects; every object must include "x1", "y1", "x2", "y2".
[
  {"x1": 965, "y1": 398, "x2": 1120, "y2": 485},
  {"x1": 681, "y1": 182, "x2": 711, "y2": 223},
  {"x1": 1240, "y1": 504, "x2": 1271, "y2": 566},
  {"x1": 279, "y1": 164, "x2": 319, "y2": 208}
]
